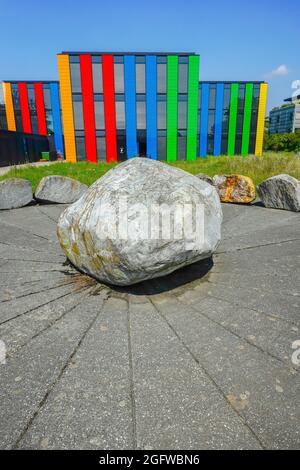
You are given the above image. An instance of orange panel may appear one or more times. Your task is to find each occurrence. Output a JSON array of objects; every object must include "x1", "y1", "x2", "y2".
[{"x1": 2, "y1": 82, "x2": 16, "y2": 131}]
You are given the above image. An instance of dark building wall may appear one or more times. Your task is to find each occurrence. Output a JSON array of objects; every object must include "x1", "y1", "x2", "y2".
[{"x1": 0, "y1": 129, "x2": 49, "y2": 167}]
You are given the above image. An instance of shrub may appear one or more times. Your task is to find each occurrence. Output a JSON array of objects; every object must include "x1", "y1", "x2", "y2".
[{"x1": 264, "y1": 133, "x2": 300, "y2": 152}]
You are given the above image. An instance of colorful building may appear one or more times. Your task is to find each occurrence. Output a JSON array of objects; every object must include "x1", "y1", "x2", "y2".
[
  {"x1": 1, "y1": 51, "x2": 268, "y2": 162},
  {"x1": 2, "y1": 80, "x2": 64, "y2": 156}
]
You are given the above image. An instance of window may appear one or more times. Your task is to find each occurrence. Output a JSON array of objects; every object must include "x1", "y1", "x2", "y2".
[
  {"x1": 177, "y1": 130, "x2": 186, "y2": 160},
  {"x1": 92, "y1": 63, "x2": 103, "y2": 93},
  {"x1": 157, "y1": 130, "x2": 166, "y2": 160},
  {"x1": 114, "y1": 63, "x2": 124, "y2": 93},
  {"x1": 116, "y1": 101, "x2": 126, "y2": 129},
  {"x1": 94, "y1": 98, "x2": 105, "y2": 130},
  {"x1": 75, "y1": 136, "x2": 86, "y2": 160},
  {"x1": 27, "y1": 85, "x2": 36, "y2": 111},
  {"x1": 208, "y1": 85, "x2": 216, "y2": 110},
  {"x1": 136, "y1": 63, "x2": 145, "y2": 93},
  {"x1": 157, "y1": 97, "x2": 166, "y2": 129},
  {"x1": 96, "y1": 135, "x2": 106, "y2": 161},
  {"x1": 136, "y1": 100, "x2": 146, "y2": 129},
  {"x1": 73, "y1": 96, "x2": 84, "y2": 130},
  {"x1": 178, "y1": 64, "x2": 188, "y2": 93},
  {"x1": 178, "y1": 99, "x2": 187, "y2": 129},
  {"x1": 70, "y1": 63, "x2": 81, "y2": 93},
  {"x1": 157, "y1": 64, "x2": 167, "y2": 93},
  {"x1": 43, "y1": 86, "x2": 52, "y2": 110}
]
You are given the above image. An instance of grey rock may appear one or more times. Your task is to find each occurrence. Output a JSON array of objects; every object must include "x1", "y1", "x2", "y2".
[
  {"x1": 57, "y1": 158, "x2": 222, "y2": 286},
  {"x1": 195, "y1": 173, "x2": 213, "y2": 185},
  {"x1": 257, "y1": 174, "x2": 300, "y2": 212},
  {"x1": 0, "y1": 178, "x2": 33, "y2": 210},
  {"x1": 35, "y1": 176, "x2": 88, "y2": 204}
]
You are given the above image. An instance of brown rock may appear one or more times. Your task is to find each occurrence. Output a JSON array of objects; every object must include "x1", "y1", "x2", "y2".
[{"x1": 213, "y1": 174, "x2": 256, "y2": 204}]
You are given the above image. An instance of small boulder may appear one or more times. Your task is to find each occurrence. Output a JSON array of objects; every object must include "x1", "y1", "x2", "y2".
[
  {"x1": 57, "y1": 158, "x2": 222, "y2": 286},
  {"x1": 257, "y1": 174, "x2": 300, "y2": 212},
  {"x1": 0, "y1": 178, "x2": 33, "y2": 210},
  {"x1": 195, "y1": 173, "x2": 213, "y2": 185},
  {"x1": 35, "y1": 176, "x2": 88, "y2": 204},
  {"x1": 213, "y1": 174, "x2": 256, "y2": 204}
]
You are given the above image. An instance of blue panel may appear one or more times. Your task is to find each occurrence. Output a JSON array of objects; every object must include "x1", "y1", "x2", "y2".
[
  {"x1": 50, "y1": 82, "x2": 64, "y2": 155},
  {"x1": 124, "y1": 56, "x2": 138, "y2": 158},
  {"x1": 214, "y1": 83, "x2": 224, "y2": 156},
  {"x1": 199, "y1": 83, "x2": 209, "y2": 157},
  {"x1": 146, "y1": 55, "x2": 157, "y2": 159}
]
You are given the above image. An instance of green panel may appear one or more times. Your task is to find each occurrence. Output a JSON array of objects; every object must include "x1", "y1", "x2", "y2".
[
  {"x1": 186, "y1": 55, "x2": 200, "y2": 161},
  {"x1": 241, "y1": 83, "x2": 253, "y2": 156},
  {"x1": 166, "y1": 55, "x2": 178, "y2": 162},
  {"x1": 227, "y1": 83, "x2": 239, "y2": 156}
]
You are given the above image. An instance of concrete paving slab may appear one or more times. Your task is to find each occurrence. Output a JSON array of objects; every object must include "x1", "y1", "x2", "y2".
[{"x1": 0, "y1": 203, "x2": 299, "y2": 450}]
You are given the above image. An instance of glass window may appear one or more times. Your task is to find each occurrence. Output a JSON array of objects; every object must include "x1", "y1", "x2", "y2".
[
  {"x1": 12, "y1": 84, "x2": 20, "y2": 110},
  {"x1": 157, "y1": 64, "x2": 167, "y2": 93},
  {"x1": 208, "y1": 109, "x2": 215, "y2": 136},
  {"x1": 178, "y1": 100, "x2": 187, "y2": 129},
  {"x1": 209, "y1": 85, "x2": 216, "y2": 110},
  {"x1": 116, "y1": 101, "x2": 126, "y2": 129},
  {"x1": 157, "y1": 130, "x2": 166, "y2": 160},
  {"x1": 27, "y1": 85, "x2": 36, "y2": 111},
  {"x1": 157, "y1": 98, "x2": 166, "y2": 129},
  {"x1": 177, "y1": 130, "x2": 186, "y2": 160},
  {"x1": 94, "y1": 99, "x2": 105, "y2": 130},
  {"x1": 136, "y1": 63, "x2": 145, "y2": 93},
  {"x1": 75, "y1": 136, "x2": 86, "y2": 161},
  {"x1": 92, "y1": 63, "x2": 103, "y2": 93},
  {"x1": 136, "y1": 101, "x2": 146, "y2": 129},
  {"x1": 238, "y1": 84, "x2": 245, "y2": 110},
  {"x1": 46, "y1": 110, "x2": 53, "y2": 133},
  {"x1": 96, "y1": 136, "x2": 106, "y2": 161},
  {"x1": 43, "y1": 86, "x2": 52, "y2": 110},
  {"x1": 178, "y1": 64, "x2": 188, "y2": 93},
  {"x1": 70, "y1": 63, "x2": 81, "y2": 93},
  {"x1": 73, "y1": 96, "x2": 84, "y2": 130},
  {"x1": 31, "y1": 112, "x2": 38, "y2": 134},
  {"x1": 114, "y1": 63, "x2": 124, "y2": 93}
]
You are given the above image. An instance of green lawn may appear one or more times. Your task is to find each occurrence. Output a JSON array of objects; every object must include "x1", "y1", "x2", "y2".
[{"x1": 1, "y1": 152, "x2": 299, "y2": 191}]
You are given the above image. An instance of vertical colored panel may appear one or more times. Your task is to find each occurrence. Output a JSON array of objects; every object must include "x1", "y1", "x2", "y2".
[
  {"x1": 50, "y1": 82, "x2": 64, "y2": 155},
  {"x1": 80, "y1": 54, "x2": 97, "y2": 163},
  {"x1": 241, "y1": 83, "x2": 254, "y2": 156},
  {"x1": 186, "y1": 55, "x2": 200, "y2": 161},
  {"x1": 227, "y1": 83, "x2": 239, "y2": 156},
  {"x1": 146, "y1": 55, "x2": 157, "y2": 159},
  {"x1": 57, "y1": 54, "x2": 77, "y2": 162},
  {"x1": 34, "y1": 83, "x2": 47, "y2": 136},
  {"x1": 166, "y1": 55, "x2": 178, "y2": 162},
  {"x1": 199, "y1": 83, "x2": 209, "y2": 157},
  {"x1": 2, "y1": 82, "x2": 16, "y2": 131},
  {"x1": 214, "y1": 83, "x2": 224, "y2": 156},
  {"x1": 255, "y1": 83, "x2": 268, "y2": 157},
  {"x1": 102, "y1": 55, "x2": 117, "y2": 163},
  {"x1": 124, "y1": 56, "x2": 138, "y2": 158},
  {"x1": 18, "y1": 83, "x2": 32, "y2": 133}
]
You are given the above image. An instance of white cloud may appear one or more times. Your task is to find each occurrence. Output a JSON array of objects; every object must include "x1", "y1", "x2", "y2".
[{"x1": 265, "y1": 64, "x2": 289, "y2": 79}]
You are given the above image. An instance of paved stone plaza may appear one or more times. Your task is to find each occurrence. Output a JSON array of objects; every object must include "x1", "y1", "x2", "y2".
[{"x1": 0, "y1": 203, "x2": 299, "y2": 449}]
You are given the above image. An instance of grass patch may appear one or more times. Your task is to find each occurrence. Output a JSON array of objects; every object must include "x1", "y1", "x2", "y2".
[{"x1": 0, "y1": 152, "x2": 299, "y2": 191}]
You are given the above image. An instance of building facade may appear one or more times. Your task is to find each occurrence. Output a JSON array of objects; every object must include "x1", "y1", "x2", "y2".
[
  {"x1": 2, "y1": 81, "x2": 64, "y2": 155},
  {"x1": 1, "y1": 51, "x2": 269, "y2": 162},
  {"x1": 269, "y1": 96, "x2": 300, "y2": 134}
]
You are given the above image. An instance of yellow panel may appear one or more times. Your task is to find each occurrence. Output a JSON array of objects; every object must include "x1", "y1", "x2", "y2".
[
  {"x1": 3, "y1": 82, "x2": 16, "y2": 131},
  {"x1": 57, "y1": 54, "x2": 77, "y2": 162},
  {"x1": 255, "y1": 83, "x2": 268, "y2": 157}
]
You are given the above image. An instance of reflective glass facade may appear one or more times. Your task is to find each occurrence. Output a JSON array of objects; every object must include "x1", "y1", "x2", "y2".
[{"x1": 1, "y1": 81, "x2": 64, "y2": 155}]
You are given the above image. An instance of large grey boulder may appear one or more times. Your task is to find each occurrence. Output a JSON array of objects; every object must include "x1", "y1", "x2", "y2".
[
  {"x1": 35, "y1": 176, "x2": 88, "y2": 204},
  {"x1": 57, "y1": 158, "x2": 222, "y2": 286},
  {"x1": 0, "y1": 178, "x2": 33, "y2": 210},
  {"x1": 257, "y1": 174, "x2": 300, "y2": 212}
]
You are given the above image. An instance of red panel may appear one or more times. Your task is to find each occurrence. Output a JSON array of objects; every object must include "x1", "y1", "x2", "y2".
[
  {"x1": 34, "y1": 83, "x2": 47, "y2": 136},
  {"x1": 80, "y1": 54, "x2": 97, "y2": 163},
  {"x1": 102, "y1": 55, "x2": 117, "y2": 163},
  {"x1": 18, "y1": 83, "x2": 32, "y2": 134}
]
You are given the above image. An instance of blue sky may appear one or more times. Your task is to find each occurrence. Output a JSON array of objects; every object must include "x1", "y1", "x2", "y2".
[{"x1": 0, "y1": 0, "x2": 299, "y2": 112}]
